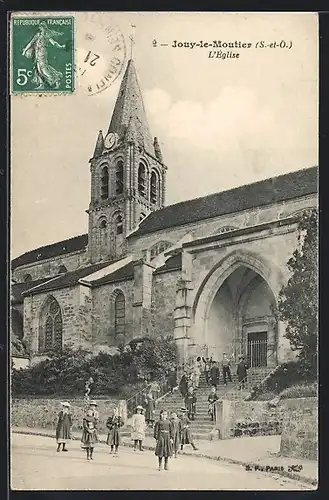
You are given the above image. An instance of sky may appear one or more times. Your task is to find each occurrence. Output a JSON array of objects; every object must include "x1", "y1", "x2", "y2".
[{"x1": 11, "y1": 12, "x2": 318, "y2": 258}]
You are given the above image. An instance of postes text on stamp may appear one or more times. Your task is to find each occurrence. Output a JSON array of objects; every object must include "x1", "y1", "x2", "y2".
[{"x1": 11, "y1": 16, "x2": 75, "y2": 94}]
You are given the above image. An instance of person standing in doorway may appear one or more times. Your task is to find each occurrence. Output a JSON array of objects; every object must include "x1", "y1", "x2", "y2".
[
  {"x1": 209, "y1": 361, "x2": 220, "y2": 387},
  {"x1": 222, "y1": 353, "x2": 232, "y2": 385},
  {"x1": 55, "y1": 402, "x2": 72, "y2": 452},
  {"x1": 237, "y1": 356, "x2": 248, "y2": 390},
  {"x1": 131, "y1": 405, "x2": 146, "y2": 451}
]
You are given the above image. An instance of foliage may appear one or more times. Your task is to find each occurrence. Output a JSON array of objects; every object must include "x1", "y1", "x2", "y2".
[
  {"x1": 248, "y1": 360, "x2": 317, "y2": 400},
  {"x1": 12, "y1": 337, "x2": 178, "y2": 397},
  {"x1": 279, "y1": 382, "x2": 318, "y2": 399},
  {"x1": 276, "y1": 208, "x2": 318, "y2": 374}
]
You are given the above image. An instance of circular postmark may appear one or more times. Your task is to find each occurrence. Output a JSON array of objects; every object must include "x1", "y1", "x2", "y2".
[{"x1": 77, "y1": 12, "x2": 126, "y2": 96}]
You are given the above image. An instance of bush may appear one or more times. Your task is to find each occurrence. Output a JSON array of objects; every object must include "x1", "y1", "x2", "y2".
[
  {"x1": 252, "y1": 391, "x2": 277, "y2": 401},
  {"x1": 280, "y1": 382, "x2": 318, "y2": 399},
  {"x1": 11, "y1": 337, "x2": 178, "y2": 397}
]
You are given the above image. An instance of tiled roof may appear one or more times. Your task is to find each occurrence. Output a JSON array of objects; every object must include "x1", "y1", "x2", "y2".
[
  {"x1": 154, "y1": 253, "x2": 182, "y2": 274},
  {"x1": 12, "y1": 234, "x2": 88, "y2": 270},
  {"x1": 11, "y1": 277, "x2": 53, "y2": 304},
  {"x1": 22, "y1": 261, "x2": 111, "y2": 296},
  {"x1": 88, "y1": 261, "x2": 135, "y2": 287},
  {"x1": 131, "y1": 166, "x2": 318, "y2": 237}
]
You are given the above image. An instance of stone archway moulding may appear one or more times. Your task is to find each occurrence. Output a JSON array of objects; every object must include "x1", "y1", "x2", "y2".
[{"x1": 191, "y1": 249, "x2": 285, "y2": 347}]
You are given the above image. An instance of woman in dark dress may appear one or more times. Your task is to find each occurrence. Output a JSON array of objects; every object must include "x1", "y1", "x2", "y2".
[
  {"x1": 237, "y1": 356, "x2": 248, "y2": 389},
  {"x1": 56, "y1": 402, "x2": 72, "y2": 452},
  {"x1": 154, "y1": 410, "x2": 174, "y2": 471},
  {"x1": 106, "y1": 406, "x2": 124, "y2": 455},
  {"x1": 179, "y1": 373, "x2": 188, "y2": 399},
  {"x1": 81, "y1": 409, "x2": 98, "y2": 460}
]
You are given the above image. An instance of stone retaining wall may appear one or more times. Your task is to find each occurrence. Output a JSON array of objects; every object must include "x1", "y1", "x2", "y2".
[
  {"x1": 11, "y1": 397, "x2": 127, "y2": 435},
  {"x1": 280, "y1": 397, "x2": 318, "y2": 461},
  {"x1": 215, "y1": 399, "x2": 284, "y2": 440}
]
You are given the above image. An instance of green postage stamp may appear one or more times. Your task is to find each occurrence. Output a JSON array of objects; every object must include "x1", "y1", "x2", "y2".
[{"x1": 11, "y1": 16, "x2": 75, "y2": 93}]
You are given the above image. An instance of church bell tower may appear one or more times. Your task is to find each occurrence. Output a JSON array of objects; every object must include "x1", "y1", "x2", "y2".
[{"x1": 87, "y1": 58, "x2": 167, "y2": 264}]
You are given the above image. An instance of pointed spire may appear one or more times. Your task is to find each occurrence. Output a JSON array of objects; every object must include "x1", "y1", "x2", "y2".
[
  {"x1": 153, "y1": 137, "x2": 163, "y2": 163},
  {"x1": 108, "y1": 59, "x2": 153, "y2": 152},
  {"x1": 93, "y1": 130, "x2": 104, "y2": 158}
]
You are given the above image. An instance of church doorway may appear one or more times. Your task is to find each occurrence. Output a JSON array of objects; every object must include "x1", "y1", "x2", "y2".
[{"x1": 202, "y1": 264, "x2": 277, "y2": 367}]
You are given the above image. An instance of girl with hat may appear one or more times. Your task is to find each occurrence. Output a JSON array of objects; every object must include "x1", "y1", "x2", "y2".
[
  {"x1": 179, "y1": 408, "x2": 198, "y2": 451},
  {"x1": 106, "y1": 406, "x2": 124, "y2": 455},
  {"x1": 131, "y1": 405, "x2": 146, "y2": 451},
  {"x1": 81, "y1": 408, "x2": 98, "y2": 460},
  {"x1": 56, "y1": 402, "x2": 72, "y2": 452},
  {"x1": 154, "y1": 410, "x2": 174, "y2": 471}
]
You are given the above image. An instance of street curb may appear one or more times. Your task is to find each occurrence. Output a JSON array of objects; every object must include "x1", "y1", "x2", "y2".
[{"x1": 12, "y1": 429, "x2": 317, "y2": 487}]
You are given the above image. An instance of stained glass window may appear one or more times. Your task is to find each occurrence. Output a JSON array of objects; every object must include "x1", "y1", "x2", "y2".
[
  {"x1": 114, "y1": 292, "x2": 125, "y2": 336},
  {"x1": 39, "y1": 296, "x2": 63, "y2": 353}
]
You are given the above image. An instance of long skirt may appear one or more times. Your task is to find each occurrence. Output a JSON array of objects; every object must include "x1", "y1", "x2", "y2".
[
  {"x1": 106, "y1": 428, "x2": 121, "y2": 446},
  {"x1": 56, "y1": 422, "x2": 71, "y2": 444},
  {"x1": 81, "y1": 429, "x2": 98, "y2": 448},
  {"x1": 172, "y1": 429, "x2": 181, "y2": 452},
  {"x1": 155, "y1": 432, "x2": 173, "y2": 458},
  {"x1": 181, "y1": 427, "x2": 192, "y2": 445}
]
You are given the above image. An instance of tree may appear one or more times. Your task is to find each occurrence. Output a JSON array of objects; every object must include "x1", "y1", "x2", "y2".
[{"x1": 277, "y1": 208, "x2": 318, "y2": 373}]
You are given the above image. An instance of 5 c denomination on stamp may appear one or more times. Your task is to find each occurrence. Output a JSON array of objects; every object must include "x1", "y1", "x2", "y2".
[{"x1": 11, "y1": 16, "x2": 75, "y2": 94}]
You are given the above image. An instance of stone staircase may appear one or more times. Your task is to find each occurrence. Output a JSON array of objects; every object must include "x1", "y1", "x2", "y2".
[{"x1": 121, "y1": 366, "x2": 276, "y2": 440}]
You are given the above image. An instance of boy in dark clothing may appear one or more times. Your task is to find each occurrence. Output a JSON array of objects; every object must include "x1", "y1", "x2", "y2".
[
  {"x1": 184, "y1": 386, "x2": 197, "y2": 420},
  {"x1": 207, "y1": 386, "x2": 219, "y2": 421},
  {"x1": 222, "y1": 353, "x2": 232, "y2": 385},
  {"x1": 209, "y1": 361, "x2": 220, "y2": 387}
]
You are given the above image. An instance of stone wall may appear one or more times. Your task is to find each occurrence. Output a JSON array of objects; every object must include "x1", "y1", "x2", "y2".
[
  {"x1": 11, "y1": 397, "x2": 127, "y2": 434},
  {"x1": 151, "y1": 269, "x2": 180, "y2": 338},
  {"x1": 280, "y1": 397, "x2": 318, "y2": 461},
  {"x1": 215, "y1": 399, "x2": 283, "y2": 439},
  {"x1": 23, "y1": 284, "x2": 93, "y2": 361}
]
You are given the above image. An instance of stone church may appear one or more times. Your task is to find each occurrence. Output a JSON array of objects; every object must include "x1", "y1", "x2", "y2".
[{"x1": 11, "y1": 58, "x2": 318, "y2": 369}]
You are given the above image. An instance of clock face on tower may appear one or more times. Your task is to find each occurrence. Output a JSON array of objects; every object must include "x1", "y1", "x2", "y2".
[{"x1": 104, "y1": 132, "x2": 118, "y2": 150}]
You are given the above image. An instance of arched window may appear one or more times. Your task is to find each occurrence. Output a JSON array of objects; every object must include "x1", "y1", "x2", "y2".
[
  {"x1": 150, "y1": 171, "x2": 158, "y2": 204},
  {"x1": 150, "y1": 241, "x2": 172, "y2": 260},
  {"x1": 24, "y1": 274, "x2": 32, "y2": 283},
  {"x1": 101, "y1": 166, "x2": 109, "y2": 199},
  {"x1": 114, "y1": 292, "x2": 125, "y2": 336},
  {"x1": 138, "y1": 163, "x2": 147, "y2": 197},
  {"x1": 115, "y1": 214, "x2": 123, "y2": 235},
  {"x1": 58, "y1": 265, "x2": 67, "y2": 274},
  {"x1": 99, "y1": 219, "x2": 107, "y2": 229},
  {"x1": 38, "y1": 296, "x2": 63, "y2": 353},
  {"x1": 116, "y1": 160, "x2": 124, "y2": 195}
]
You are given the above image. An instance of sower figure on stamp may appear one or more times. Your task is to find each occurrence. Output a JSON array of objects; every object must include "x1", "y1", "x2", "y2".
[
  {"x1": 22, "y1": 21, "x2": 66, "y2": 90},
  {"x1": 55, "y1": 402, "x2": 72, "y2": 452},
  {"x1": 81, "y1": 409, "x2": 98, "y2": 460},
  {"x1": 170, "y1": 412, "x2": 182, "y2": 458},
  {"x1": 154, "y1": 410, "x2": 174, "y2": 471},
  {"x1": 106, "y1": 406, "x2": 124, "y2": 455},
  {"x1": 179, "y1": 408, "x2": 198, "y2": 451},
  {"x1": 185, "y1": 386, "x2": 197, "y2": 421},
  {"x1": 131, "y1": 405, "x2": 146, "y2": 451}
]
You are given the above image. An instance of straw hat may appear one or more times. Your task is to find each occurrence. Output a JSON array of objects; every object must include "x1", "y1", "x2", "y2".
[
  {"x1": 60, "y1": 402, "x2": 71, "y2": 407},
  {"x1": 89, "y1": 400, "x2": 98, "y2": 406},
  {"x1": 180, "y1": 407, "x2": 188, "y2": 412},
  {"x1": 136, "y1": 405, "x2": 144, "y2": 410}
]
